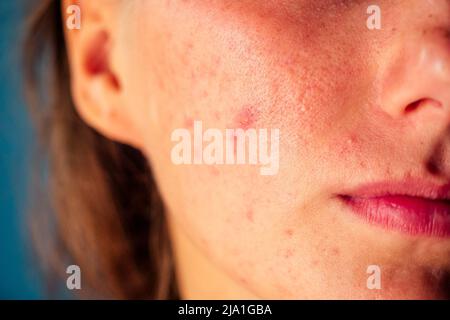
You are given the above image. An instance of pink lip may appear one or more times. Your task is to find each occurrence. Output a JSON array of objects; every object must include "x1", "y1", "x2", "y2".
[{"x1": 338, "y1": 181, "x2": 450, "y2": 238}]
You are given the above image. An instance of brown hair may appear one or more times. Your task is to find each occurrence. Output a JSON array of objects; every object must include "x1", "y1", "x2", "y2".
[{"x1": 23, "y1": 0, "x2": 178, "y2": 299}]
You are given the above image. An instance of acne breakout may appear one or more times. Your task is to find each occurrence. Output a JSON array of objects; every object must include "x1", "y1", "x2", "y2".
[{"x1": 171, "y1": 120, "x2": 280, "y2": 176}]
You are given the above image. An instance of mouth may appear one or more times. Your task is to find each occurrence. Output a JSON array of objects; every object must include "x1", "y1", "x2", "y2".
[{"x1": 338, "y1": 181, "x2": 450, "y2": 238}]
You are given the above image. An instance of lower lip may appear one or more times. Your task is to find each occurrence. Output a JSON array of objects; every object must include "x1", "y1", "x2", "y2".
[{"x1": 340, "y1": 195, "x2": 450, "y2": 237}]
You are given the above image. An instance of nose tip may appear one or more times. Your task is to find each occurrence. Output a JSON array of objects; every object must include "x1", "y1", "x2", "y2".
[{"x1": 380, "y1": 29, "x2": 450, "y2": 118}]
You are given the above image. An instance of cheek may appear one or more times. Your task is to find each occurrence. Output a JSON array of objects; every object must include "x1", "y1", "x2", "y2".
[{"x1": 135, "y1": 1, "x2": 377, "y2": 298}]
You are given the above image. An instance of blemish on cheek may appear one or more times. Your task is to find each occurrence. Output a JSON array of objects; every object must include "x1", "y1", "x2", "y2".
[
  {"x1": 283, "y1": 249, "x2": 294, "y2": 259},
  {"x1": 359, "y1": 159, "x2": 368, "y2": 169},
  {"x1": 331, "y1": 247, "x2": 340, "y2": 257},
  {"x1": 246, "y1": 209, "x2": 254, "y2": 223},
  {"x1": 336, "y1": 132, "x2": 361, "y2": 157},
  {"x1": 184, "y1": 117, "x2": 194, "y2": 129},
  {"x1": 201, "y1": 90, "x2": 209, "y2": 98},
  {"x1": 344, "y1": 134, "x2": 359, "y2": 151},
  {"x1": 209, "y1": 167, "x2": 220, "y2": 176},
  {"x1": 347, "y1": 134, "x2": 359, "y2": 146},
  {"x1": 227, "y1": 105, "x2": 262, "y2": 156},
  {"x1": 237, "y1": 276, "x2": 249, "y2": 285},
  {"x1": 284, "y1": 229, "x2": 294, "y2": 237},
  {"x1": 233, "y1": 105, "x2": 260, "y2": 130}
]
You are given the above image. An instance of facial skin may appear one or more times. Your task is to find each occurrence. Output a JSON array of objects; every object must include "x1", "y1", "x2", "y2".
[{"x1": 65, "y1": 0, "x2": 450, "y2": 299}]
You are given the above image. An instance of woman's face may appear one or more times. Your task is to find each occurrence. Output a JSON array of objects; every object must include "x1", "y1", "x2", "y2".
[{"x1": 68, "y1": 0, "x2": 450, "y2": 299}]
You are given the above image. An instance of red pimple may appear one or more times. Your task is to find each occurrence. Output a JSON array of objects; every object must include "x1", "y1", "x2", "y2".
[
  {"x1": 229, "y1": 105, "x2": 261, "y2": 155},
  {"x1": 210, "y1": 167, "x2": 220, "y2": 176},
  {"x1": 233, "y1": 105, "x2": 260, "y2": 130},
  {"x1": 246, "y1": 209, "x2": 254, "y2": 223},
  {"x1": 184, "y1": 117, "x2": 194, "y2": 128},
  {"x1": 285, "y1": 229, "x2": 294, "y2": 237}
]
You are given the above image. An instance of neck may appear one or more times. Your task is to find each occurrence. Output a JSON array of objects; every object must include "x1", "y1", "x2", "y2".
[{"x1": 168, "y1": 215, "x2": 257, "y2": 300}]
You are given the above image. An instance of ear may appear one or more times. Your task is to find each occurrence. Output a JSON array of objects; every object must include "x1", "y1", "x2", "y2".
[{"x1": 63, "y1": 0, "x2": 142, "y2": 148}]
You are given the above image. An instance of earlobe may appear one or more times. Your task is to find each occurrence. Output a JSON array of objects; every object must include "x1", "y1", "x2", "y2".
[{"x1": 63, "y1": 0, "x2": 142, "y2": 148}]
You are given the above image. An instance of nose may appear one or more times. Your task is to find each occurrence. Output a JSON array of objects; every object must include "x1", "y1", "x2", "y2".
[{"x1": 379, "y1": 28, "x2": 450, "y2": 118}]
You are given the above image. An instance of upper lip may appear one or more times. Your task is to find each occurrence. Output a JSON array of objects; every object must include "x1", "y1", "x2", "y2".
[{"x1": 338, "y1": 179, "x2": 450, "y2": 201}]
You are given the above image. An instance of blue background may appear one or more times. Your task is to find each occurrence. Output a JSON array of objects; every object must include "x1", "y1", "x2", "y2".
[{"x1": 0, "y1": 0, "x2": 43, "y2": 299}]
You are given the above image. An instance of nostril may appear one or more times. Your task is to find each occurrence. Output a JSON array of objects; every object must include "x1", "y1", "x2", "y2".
[
  {"x1": 404, "y1": 100, "x2": 422, "y2": 113},
  {"x1": 404, "y1": 98, "x2": 443, "y2": 114}
]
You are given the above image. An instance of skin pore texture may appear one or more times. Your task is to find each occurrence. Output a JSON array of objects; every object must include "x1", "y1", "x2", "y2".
[{"x1": 66, "y1": 0, "x2": 450, "y2": 299}]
